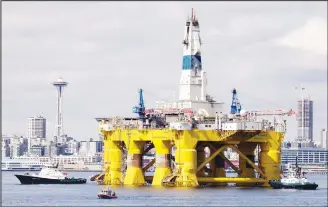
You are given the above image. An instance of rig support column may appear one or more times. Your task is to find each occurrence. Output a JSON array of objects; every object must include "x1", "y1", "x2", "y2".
[
  {"x1": 260, "y1": 132, "x2": 283, "y2": 187},
  {"x1": 237, "y1": 143, "x2": 256, "y2": 187},
  {"x1": 152, "y1": 140, "x2": 172, "y2": 186},
  {"x1": 108, "y1": 140, "x2": 123, "y2": 185},
  {"x1": 102, "y1": 134, "x2": 111, "y2": 185},
  {"x1": 211, "y1": 146, "x2": 226, "y2": 186},
  {"x1": 196, "y1": 145, "x2": 206, "y2": 177},
  {"x1": 175, "y1": 139, "x2": 198, "y2": 187},
  {"x1": 124, "y1": 140, "x2": 145, "y2": 186}
]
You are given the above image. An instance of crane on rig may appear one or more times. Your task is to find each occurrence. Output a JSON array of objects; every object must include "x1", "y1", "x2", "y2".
[
  {"x1": 230, "y1": 88, "x2": 242, "y2": 116},
  {"x1": 244, "y1": 108, "x2": 296, "y2": 123},
  {"x1": 132, "y1": 89, "x2": 146, "y2": 121},
  {"x1": 246, "y1": 109, "x2": 296, "y2": 117}
]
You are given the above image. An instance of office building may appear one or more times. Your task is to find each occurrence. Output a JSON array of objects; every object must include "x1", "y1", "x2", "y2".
[
  {"x1": 79, "y1": 139, "x2": 103, "y2": 156},
  {"x1": 296, "y1": 98, "x2": 314, "y2": 147},
  {"x1": 281, "y1": 148, "x2": 328, "y2": 166},
  {"x1": 27, "y1": 116, "x2": 46, "y2": 149},
  {"x1": 30, "y1": 145, "x2": 46, "y2": 157}
]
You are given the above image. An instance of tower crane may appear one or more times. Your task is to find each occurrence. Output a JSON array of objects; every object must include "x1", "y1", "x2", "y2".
[
  {"x1": 230, "y1": 88, "x2": 242, "y2": 115},
  {"x1": 132, "y1": 89, "x2": 146, "y2": 121}
]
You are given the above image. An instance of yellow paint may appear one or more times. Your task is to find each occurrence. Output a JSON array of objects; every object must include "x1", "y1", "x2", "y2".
[
  {"x1": 152, "y1": 140, "x2": 172, "y2": 186},
  {"x1": 198, "y1": 177, "x2": 265, "y2": 184},
  {"x1": 100, "y1": 126, "x2": 284, "y2": 188},
  {"x1": 108, "y1": 140, "x2": 123, "y2": 185},
  {"x1": 235, "y1": 143, "x2": 256, "y2": 187},
  {"x1": 123, "y1": 140, "x2": 145, "y2": 186},
  {"x1": 174, "y1": 138, "x2": 199, "y2": 187},
  {"x1": 260, "y1": 132, "x2": 284, "y2": 187}
]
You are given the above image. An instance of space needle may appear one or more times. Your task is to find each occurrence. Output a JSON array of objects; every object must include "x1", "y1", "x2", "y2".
[{"x1": 52, "y1": 77, "x2": 68, "y2": 144}]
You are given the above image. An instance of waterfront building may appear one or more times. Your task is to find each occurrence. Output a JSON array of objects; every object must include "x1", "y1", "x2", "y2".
[
  {"x1": 47, "y1": 141, "x2": 58, "y2": 157},
  {"x1": 2, "y1": 135, "x2": 11, "y2": 157},
  {"x1": 27, "y1": 116, "x2": 46, "y2": 150},
  {"x1": 66, "y1": 139, "x2": 79, "y2": 155},
  {"x1": 281, "y1": 147, "x2": 328, "y2": 166},
  {"x1": 4, "y1": 136, "x2": 28, "y2": 158},
  {"x1": 79, "y1": 139, "x2": 103, "y2": 156},
  {"x1": 29, "y1": 145, "x2": 45, "y2": 157}
]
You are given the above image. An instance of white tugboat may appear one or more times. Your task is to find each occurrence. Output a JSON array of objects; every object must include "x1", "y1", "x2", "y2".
[
  {"x1": 14, "y1": 163, "x2": 87, "y2": 185},
  {"x1": 269, "y1": 157, "x2": 318, "y2": 190}
]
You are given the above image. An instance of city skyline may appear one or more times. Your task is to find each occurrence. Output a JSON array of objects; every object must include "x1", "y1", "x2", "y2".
[{"x1": 2, "y1": 2, "x2": 327, "y2": 142}]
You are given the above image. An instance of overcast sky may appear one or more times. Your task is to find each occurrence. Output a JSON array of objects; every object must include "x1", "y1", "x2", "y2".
[{"x1": 2, "y1": 2, "x2": 327, "y2": 143}]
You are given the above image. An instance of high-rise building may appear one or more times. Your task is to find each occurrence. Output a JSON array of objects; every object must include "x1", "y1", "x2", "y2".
[
  {"x1": 78, "y1": 139, "x2": 103, "y2": 156},
  {"x1": 2, "y1": 135, "x2": 11, "y2": 157},
  {"x1": 66, "y1": 139, "x2": 79, "y2": 155},
  {"x1": 27, "y1": 116, "x2": 46, "y2": 150},
  {"x1": 296, "y1": 98, "x2": 313, "y2": 147}
]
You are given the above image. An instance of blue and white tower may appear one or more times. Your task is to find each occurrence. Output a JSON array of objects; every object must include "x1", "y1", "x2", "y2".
[
  {"x1": 52, "y1": 77, "x2": 68, "y2": 144},
  {"x1": 179, "y1": 8, "x2": 207, "y2": 101}
]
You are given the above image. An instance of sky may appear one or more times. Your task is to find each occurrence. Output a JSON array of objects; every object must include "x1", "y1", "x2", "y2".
[{"x1": 2, "y1": 2, "x2": 327, "y2": 143}]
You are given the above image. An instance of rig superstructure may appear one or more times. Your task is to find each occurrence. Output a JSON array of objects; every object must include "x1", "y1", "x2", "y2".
[{"x1": 95, "y1": 9, "x2": 293, "y2": 188}]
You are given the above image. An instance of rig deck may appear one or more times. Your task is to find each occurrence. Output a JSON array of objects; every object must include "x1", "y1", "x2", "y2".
[{"x1": 95, "y1": 114, "x2": 285, "y2": 187}]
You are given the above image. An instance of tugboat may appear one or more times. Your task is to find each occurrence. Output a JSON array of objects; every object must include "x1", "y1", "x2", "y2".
[
  {"x1": 97, "y1": 187, "x2": 118, "y2": 199},
  {"x1": 14, "y1": 163, "x2": 87, "y2": 185},
  {"x1": 269, "y1": 157, "x2": 318, "y2": 190}
]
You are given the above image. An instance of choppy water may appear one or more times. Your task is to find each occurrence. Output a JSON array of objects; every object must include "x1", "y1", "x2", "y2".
[{"x1": 2, "y1": 171, "x2": 327, "y2": 206}]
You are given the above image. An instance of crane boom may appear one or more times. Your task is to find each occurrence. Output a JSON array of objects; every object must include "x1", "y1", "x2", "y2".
[
  {"x1": 132, "y1": 89, "x2": 146, "y2": 121},
  {"x1": 231, "y1": 88, "x2": 241, "y2": 115},
  {"x1": 246, "y1": 109, "x2": 296, "y2": 116}
]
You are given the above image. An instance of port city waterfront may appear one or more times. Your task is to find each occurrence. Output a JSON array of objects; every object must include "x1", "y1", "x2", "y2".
[
  {"x1": 3, "y1": 7, "x2": 327, "y2": 207},
  {"x1": 2, "y1": 171, "x2": 327, "y2": 206}
]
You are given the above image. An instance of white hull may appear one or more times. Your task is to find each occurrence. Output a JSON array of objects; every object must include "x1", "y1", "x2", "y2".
[{"x1": 2, "y1": 168, "x2": 42, "y2": 171}]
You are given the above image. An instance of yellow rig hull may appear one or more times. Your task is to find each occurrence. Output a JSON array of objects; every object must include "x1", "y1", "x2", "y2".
[{"x1": 100, "y1": 127, "x2": 284, "y2": 188}]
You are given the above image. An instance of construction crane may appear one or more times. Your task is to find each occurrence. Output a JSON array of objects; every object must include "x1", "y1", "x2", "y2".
[
  {"x1": 245, "y1": 109, "x2": 296, "y2": 117},
  {"x1": 230, "y1": 88, "x2": 242, "y2": 115},
  {"x1": 132, "y1": 89, "x2": 146, "y2": 121}
]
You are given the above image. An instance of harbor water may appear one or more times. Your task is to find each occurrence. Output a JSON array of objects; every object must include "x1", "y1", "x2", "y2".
[{"x1": 2, "y1": 171, "x2": 327, "y2": 206}]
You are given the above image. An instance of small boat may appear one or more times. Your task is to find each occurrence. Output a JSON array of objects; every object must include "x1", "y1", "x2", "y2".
[
  {"x1": 97, "y1": 187, "x2": 118, "y2": 199},
  {"x1": 269, "y1": 157, "x2": 318, "y2": 190},
  {"x1": 14, "y1": 163, "x2": 87, "y2": 185}
]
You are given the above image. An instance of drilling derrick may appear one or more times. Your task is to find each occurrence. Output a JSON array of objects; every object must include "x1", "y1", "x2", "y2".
[{"x1": 96, "y1": 9, "x2": 286, "y2": 188}]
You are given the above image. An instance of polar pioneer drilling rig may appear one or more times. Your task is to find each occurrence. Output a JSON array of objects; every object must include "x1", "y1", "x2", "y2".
[{"x1": 95, "y1": 9, "x2": 290, "y2": 188}]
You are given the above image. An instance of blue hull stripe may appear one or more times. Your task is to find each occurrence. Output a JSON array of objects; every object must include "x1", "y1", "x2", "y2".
[{"x1": 182, "y1": 55, "x2": 202, "y2": 70}]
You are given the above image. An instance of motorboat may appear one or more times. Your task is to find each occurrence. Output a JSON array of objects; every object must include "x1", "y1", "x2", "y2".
[{"x1": 97, "y1": 187, "x2": 118, "y2": 199}]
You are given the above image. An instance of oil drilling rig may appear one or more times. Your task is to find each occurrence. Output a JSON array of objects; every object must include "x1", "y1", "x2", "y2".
[{"x1": 94, "y1": 9, "x2": 293, "y2": 188}]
